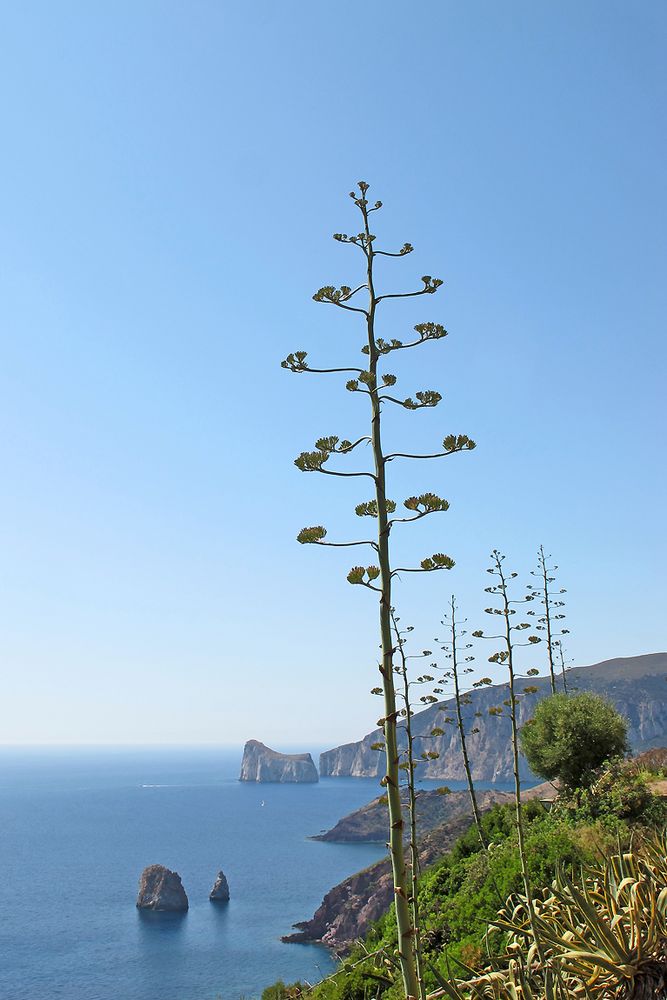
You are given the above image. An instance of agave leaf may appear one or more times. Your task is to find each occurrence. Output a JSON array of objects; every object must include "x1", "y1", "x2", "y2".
[{"x1": 559, "y1": 948, "x2": 637, "y2": 978}]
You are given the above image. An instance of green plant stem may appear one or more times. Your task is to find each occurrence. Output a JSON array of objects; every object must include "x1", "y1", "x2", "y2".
[
  {"x1": 558, "y1": 642, "x2": 569, "y2": 695},
  {"x1": 361, "y1": 200, "x2": 419, "y2": 1000},
  {"x1": 538, "y1": 545, "x2": 557, "y2": 695},
  {"x1": 391, "y1": 609, "x2": 426, "y2": 1000},
  {"x1": 494, "y1": 553, "x2": 545, "y2": 967},
  {"x1": 449, "y1": 596, "x2": 486, "y2": 850}
]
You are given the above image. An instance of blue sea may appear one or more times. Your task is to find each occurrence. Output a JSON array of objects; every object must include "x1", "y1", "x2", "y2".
[
  {"x1": 0, "y1": 747, "x2": 497, "y2": 1000},
  {"x1": 0, "y1": 746, "x2": 390, "y2": 1000}
]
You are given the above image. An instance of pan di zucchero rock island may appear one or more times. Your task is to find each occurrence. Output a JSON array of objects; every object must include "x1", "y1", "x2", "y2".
[{"x1": 239, "y1": 740, "x2": 319, "y2": 783}]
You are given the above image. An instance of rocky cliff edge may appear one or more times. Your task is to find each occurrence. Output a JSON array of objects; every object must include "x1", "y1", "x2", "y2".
[{"x1": 239, "y1": 740, "x2": 319, "y2": 783}]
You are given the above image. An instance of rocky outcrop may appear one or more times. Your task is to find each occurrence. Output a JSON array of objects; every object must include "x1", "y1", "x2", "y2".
[
  {"x1": 239, "y1": 740, "x2": 318, "y2": 783},
  {"x1": 313, "y1": 786, "x2": 514, "y2": 842},
  {"x1": 209, "y1": 870, "x2": 230, "y2": 902},
  {"x1": 286, "y1": 783, "x2": 552, "y2": 951},
  {"x1": 136, "y1": 865, "x2": 188, "y2": 911},
  {"x1": 283, "y1": 811, "x2": 477, "y2": 952},
  {"x1": 320, "y1": 653, "x2": 667, "y2": 783}
]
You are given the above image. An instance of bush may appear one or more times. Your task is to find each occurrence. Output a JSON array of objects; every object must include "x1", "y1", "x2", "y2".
[
  {"x1": 569, "y1": 758, "x2": 667, "y2": 827},
  {"x1": 519, "y1": 692, "x2": 628, "y2": 791},
  {"x1": 261, "y1": 982, "x2": 304, "y2": 1000}
]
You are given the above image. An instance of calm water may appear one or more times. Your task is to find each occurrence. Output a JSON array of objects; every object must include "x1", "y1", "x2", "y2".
[
  {"x1": 0, "y1": 747, "x2": 498, "y2": 1000},
  {"x1": 0, "y1": 747, "x2": 389, "y2": 1000}
]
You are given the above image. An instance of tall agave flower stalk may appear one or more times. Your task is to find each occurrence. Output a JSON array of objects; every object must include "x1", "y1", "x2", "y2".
[
  {"x1": 473, "y1": 551, "x2": 544, "y2": 966},
  {"x1": 390, "y1": 608, "x2": 442, "y2": 1000},
  {"x1": 553, "y1": 639, "x2": 571, "y2": 694},
  {"x1": 434, "y1": 596, "x2": 489, "y2": 849},
  {"x1": 526, "y1": 546, "x2": 570, "y2": 695},
  {"x1": 283, "y1": 182, "x2": 476, "y2": 999}
]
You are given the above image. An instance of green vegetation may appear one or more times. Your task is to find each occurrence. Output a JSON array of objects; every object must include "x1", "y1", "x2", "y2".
[
  {"x1": 520, "y1": 691, "x2": 629, "y2": 792},
  {"x1": 283, "y1": 181, "x2": 475, "y2": 1000},
  {"x1": 473, "y1": 550, "x2": 546, "y2": 965},
  {"x1": 391, "y1": 608, "x2": 433, "y2": 1000},
  {"x1": 436, "y1": 833, "x2": 667, "y2": 999},
  {"x1": 279, "y1": 179, "x2": 656, "y2": 1000},
  {"x1": 262, "y1": 758, "x2": 667, "y2": 1000}
]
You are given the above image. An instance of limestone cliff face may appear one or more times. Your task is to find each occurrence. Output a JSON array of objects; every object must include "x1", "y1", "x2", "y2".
[
  {"x1": 319, "y1": 653, "x2": 667, "y2": 783},
  {"x1": 239, "y1": 740, "x2": 319, "y2": 783},
  {"x1": 136, "y1": 865, "x2": 188, "y2": 911}
]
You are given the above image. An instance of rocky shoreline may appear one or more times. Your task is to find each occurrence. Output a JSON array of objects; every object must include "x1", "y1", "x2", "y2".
[
  {"x1": 283, "y1": 811, "x2": 478, "y2": 953},
  {"x1": 288, "y1": 783, "x2": 552, "y2": 952}
]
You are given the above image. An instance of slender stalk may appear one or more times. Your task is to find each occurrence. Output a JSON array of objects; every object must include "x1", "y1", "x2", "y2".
[
  {"x1": 448, "y1": 596, "x2": 486, "y2": 849},
  {"x1": 492, "y1": 552, "x2": 545, "y2": 966},
  {"x1": 361, "y1": 200, "x2": 420, "y2": 999},
  {"x1": 537, "y1": 545, "x2": 557, "y2": 695},
  {"x1": 391, "y1": 609, "x2": 426, "y2": 1000},
  {"x1": 557, "y1": 641, "x2": 569, "y2": 695},
  {"x1": 287, "y1": 184, "x2": 475, "y2": 999}
]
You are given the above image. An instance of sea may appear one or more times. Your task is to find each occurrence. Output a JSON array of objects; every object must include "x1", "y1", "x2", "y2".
[{"x1": 0, "y1": 746, "x2": 500, "y2": 1000}]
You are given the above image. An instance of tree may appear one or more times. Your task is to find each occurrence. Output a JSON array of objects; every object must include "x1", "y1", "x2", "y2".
[
  {"x1": 283, "y1": 181, "x2": 475, "y2": 1000},
  {"x1": 520, "y1": 692, "x2": 629, "y2": 792}
]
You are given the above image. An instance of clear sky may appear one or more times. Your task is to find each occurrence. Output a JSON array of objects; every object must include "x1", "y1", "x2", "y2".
[{"x1": 1, "y1": 2, "x2": 665, "y2": 746}]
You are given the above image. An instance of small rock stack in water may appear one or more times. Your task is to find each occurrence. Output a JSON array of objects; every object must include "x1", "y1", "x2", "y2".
[{"x1": 209, "y1": 870, "x2": 230, "y2": 902}]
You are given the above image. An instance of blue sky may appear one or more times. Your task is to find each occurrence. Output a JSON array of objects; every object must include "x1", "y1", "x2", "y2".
[{"x1": 1, "y1": 1, "x2": 665, "y2": 745}]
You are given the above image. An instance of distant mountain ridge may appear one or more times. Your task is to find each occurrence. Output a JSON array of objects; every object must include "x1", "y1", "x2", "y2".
[{"x1": 320, "y1": 653, "x2": 667, "y2": 783}]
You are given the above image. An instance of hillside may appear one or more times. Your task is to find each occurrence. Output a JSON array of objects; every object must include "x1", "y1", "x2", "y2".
[
  {"x1": 283, "y1": 810, "x2": 477, "y2": 952},
  {"x1": 320, "y1": 652, "x2": 667, "y2": 782},
  {"x1": 270, "y1": 753, "x2": 667, "y2": 997},
  {"x1": 289, "y1": 785, "x2": 551, "y2": 950},
  {"x1": 312, "y1": 786, "x2": 514, "y2": 843}
]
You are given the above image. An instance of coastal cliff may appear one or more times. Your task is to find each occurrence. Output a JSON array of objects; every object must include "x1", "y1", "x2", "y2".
[
  {"x1": 239, "y1": 740, "x2": 318, "y2": 783},
  {"x1": 320, "y1": 653, "x2": 667, "y2": 782},
  {"x1": 284, "y1": 813, "x2": 476, "y2": 952},
  {"x1": 287, "y1": 784, "x2": 550, "y2": 950},
  {"x1": 313, "y1": 786, "x2": 513, "y2": 842}
]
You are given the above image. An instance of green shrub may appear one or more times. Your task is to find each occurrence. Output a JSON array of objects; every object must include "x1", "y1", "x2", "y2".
[
  {"x1": 261, "y1": 981, "x2": 304, "y2": 1000},
  {"x1": 261, "y1": 755, "x2": 663, "y2": 1000},
  {"x1": 566, "y1": 758, "x2": 667, "y2": 827},
  {"x1": 519, "y1": 692, "x2": 628, "y2": 791},
  {"x1": 367, "y1": 802, "x2": 596, "y2": 986}
]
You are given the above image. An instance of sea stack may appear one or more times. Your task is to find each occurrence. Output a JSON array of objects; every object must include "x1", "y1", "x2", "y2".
[
  {"x1": 209, "y1": 870, "x2": 230, "y2": 902},
  {"x1": 239, "y1": 740, "x2": 319, "y2": 783},
  {"x1": 136, "y1": 864, "x2": 189, "y2": 911}
]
